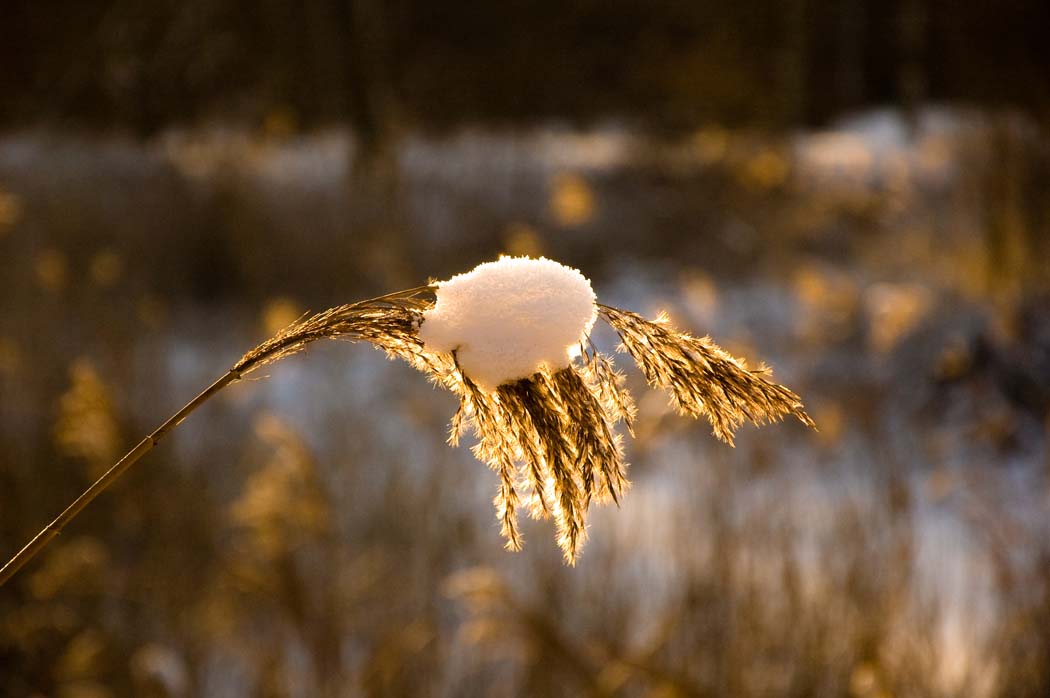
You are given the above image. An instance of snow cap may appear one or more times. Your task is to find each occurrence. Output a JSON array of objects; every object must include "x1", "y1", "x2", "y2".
[{"x1": 420, "y1": 256, "x2": 597, "y2": 391}]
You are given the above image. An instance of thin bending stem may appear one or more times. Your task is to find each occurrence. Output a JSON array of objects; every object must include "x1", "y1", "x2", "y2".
[
  {"x1": 0, "y1": 369, "x2": 242, "y2": 587},
  {"x1": 0, "y1": 284, "x2": 436, "y2": 588}
]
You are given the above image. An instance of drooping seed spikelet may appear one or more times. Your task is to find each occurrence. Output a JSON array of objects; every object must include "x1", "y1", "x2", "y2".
[
  {"x1": 578, "y1": 340, "x2": 637, "y2": 435},
  {"x1": 453, "y1": 363, "x2": 526, "y2": 551},
  {"x1": 497, "y1": 374, "x2": 587, "y2": 562},
  {"x1": 598, "y1": 304, "x2": 814, "y2": 446},
  {"x1": 548, "y1": 366, "x2": 628, "y2": 506}
]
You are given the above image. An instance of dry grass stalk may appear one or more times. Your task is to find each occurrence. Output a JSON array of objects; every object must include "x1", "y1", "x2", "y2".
[
  {"x1": 1, "y1": 281, "x2": 814, "y2": 582},
  {"x1": 0, "y1": 286, "x2": 442, "y2": 586}
]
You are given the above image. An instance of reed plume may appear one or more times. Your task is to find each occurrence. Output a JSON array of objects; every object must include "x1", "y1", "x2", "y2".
[
  {"x1": 598, "y1": 305, "x2": 815, "y2": 445},
  {"x1": 0, "y1": 263, "x2": 813, "y2": 583}
]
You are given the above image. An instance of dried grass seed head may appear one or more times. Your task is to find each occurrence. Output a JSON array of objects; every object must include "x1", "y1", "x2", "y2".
[{"x1": 232, "y1": 256, "x2": 812, "y2": 565}]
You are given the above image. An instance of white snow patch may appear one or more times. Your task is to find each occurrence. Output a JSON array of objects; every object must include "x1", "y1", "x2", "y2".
[{"x1": 420, "y1": 256, "x2": 597, "y2": 391}]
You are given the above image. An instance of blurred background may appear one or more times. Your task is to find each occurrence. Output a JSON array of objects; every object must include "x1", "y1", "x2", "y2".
[{"x1": 2, "y1": 1, "x2": 1050, "y2": 696}]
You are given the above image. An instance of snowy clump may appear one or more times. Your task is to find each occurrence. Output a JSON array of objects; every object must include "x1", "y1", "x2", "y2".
[{"x1": 419, "y1": 256, "x2": 597, "y2": 391}]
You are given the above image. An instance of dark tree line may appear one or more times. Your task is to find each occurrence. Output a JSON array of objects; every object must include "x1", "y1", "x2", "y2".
[{"x1": 2, "y1": 0, "x2": 1049, "y2": 136}]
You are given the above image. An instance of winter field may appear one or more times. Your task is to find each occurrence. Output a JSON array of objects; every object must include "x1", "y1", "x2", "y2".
[{"x1": 1, "y1": 110, "x2": 1049, "y2": 697}]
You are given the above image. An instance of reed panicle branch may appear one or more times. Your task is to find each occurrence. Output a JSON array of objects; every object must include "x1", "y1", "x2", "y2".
[
  {"x1": 234, "y1": 286, "x2": 438, "y2": 375},
  {"x1": 598, "y1": 304, "x2": 814, "y2": 445}
]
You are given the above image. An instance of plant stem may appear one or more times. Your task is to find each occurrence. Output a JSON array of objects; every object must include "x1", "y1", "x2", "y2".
[
  {"x1": 0, "y1": 368, "x2": 242, "y2": 587},
  {"x1": 0, "y1": 284, "x2": 434, "y2": 587}
]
